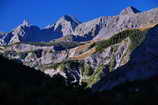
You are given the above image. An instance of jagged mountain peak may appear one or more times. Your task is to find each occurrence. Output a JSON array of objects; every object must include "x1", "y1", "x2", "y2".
[
  {"x1": 49, "y1": 15, "x2": 81, "y2": 36},
  {"x1": 13, "y1": 19, "x2": 32, "y2": 32},
  {"x1": 13, "y1": 19, "x2": 33, "y2": 36},
  {"x1": 120, "y1": 6, "x2": 140, "y2": 15},
  {"x1": 45, "y1": 15, "x2": 81, "y2": 29},
  {"x1": 59, "y1": 15, "x2": 81, "y2": 24},
  {"x1": 20, "y1": 19, "x2": 31, "y2": 27}
]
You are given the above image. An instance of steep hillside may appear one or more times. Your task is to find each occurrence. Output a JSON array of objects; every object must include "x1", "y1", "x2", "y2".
[
  {"x1": 0, "y1": 55, "x2": 88, "y2": 105},
  {"x1": 93, "y1": 24, "x2": 158, "y2": 91},
  {"x1": 1, "y1": 54, "x2": 158, "y2": 105},
  {"x1": 0, "y1": 25, "x2": 152, "y2": 88}
]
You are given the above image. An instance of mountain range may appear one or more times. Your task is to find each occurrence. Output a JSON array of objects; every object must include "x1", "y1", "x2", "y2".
[
  {"x1": 1, "y1": 6, "x2": 158, "y2": 45},
  {"x1": 1, "y1": 6, "x2": 158, "y2": 93}
]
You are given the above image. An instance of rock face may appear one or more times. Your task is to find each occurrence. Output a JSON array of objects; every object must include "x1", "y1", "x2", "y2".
[
  {"x1": 94, "y1": 7, "x2": 158, "y2": 40},
  {"x1": 1, "y1": 7, "x2": 158, "y2": 91}
]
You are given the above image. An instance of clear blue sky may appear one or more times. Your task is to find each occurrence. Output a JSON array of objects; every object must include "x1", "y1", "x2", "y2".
[{"x1": 0, "y1": 0, "x2": 158, "y2": 32}]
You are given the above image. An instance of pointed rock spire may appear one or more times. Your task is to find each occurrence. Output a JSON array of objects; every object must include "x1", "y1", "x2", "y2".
[
  {"x1": 21, "y1": 19, "x2": 30, "y2": 26},
  {"x1": 120, "y1": 6, "x2": 140, "y2": 15},
  {"x1": 13, "y1": 19, "x2": 31, "y2": 32}
]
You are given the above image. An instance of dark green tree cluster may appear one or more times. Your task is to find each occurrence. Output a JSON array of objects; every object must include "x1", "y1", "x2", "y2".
[{"x1": 95, "y1": 29, "x2": 145, "y2": 52}]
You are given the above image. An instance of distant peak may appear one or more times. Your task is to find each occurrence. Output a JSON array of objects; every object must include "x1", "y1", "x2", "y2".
[
  {"x1": 14, "y1": 19, "x2": 31, "y2": 31},
  {"x1": 45, "y1": 15, "x2": 81, "y2": 29},
  {"x1": 21, "y1": 19, "x2": 31, "y2": 26},
  {"x1": 120, "y1": 6, "x2": 140, "y2": 15},
  {"x1": 62, "y1": 14, "x2": 73, "y2": 19},
  {"x1": 59, "y1": 14, "x2": 81, "y2": 24}
]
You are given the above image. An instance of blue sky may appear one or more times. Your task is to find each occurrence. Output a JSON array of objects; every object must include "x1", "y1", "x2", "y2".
[{"x1": 0, "y1": 0, "x2": 158, "y2": 32}]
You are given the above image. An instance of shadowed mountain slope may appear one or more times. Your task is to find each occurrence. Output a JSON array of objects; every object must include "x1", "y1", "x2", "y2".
[
  {"x1": 1, "y1": 55, "x2": 158, "y2": 105},
  {"x1": 92, "y1": 24, "x2": 158, "y2": 91}
]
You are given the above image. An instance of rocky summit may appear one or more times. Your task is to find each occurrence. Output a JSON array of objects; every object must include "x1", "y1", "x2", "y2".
[{"x1": 1, "y1": 6, "x2": 158, "y2": 91}]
